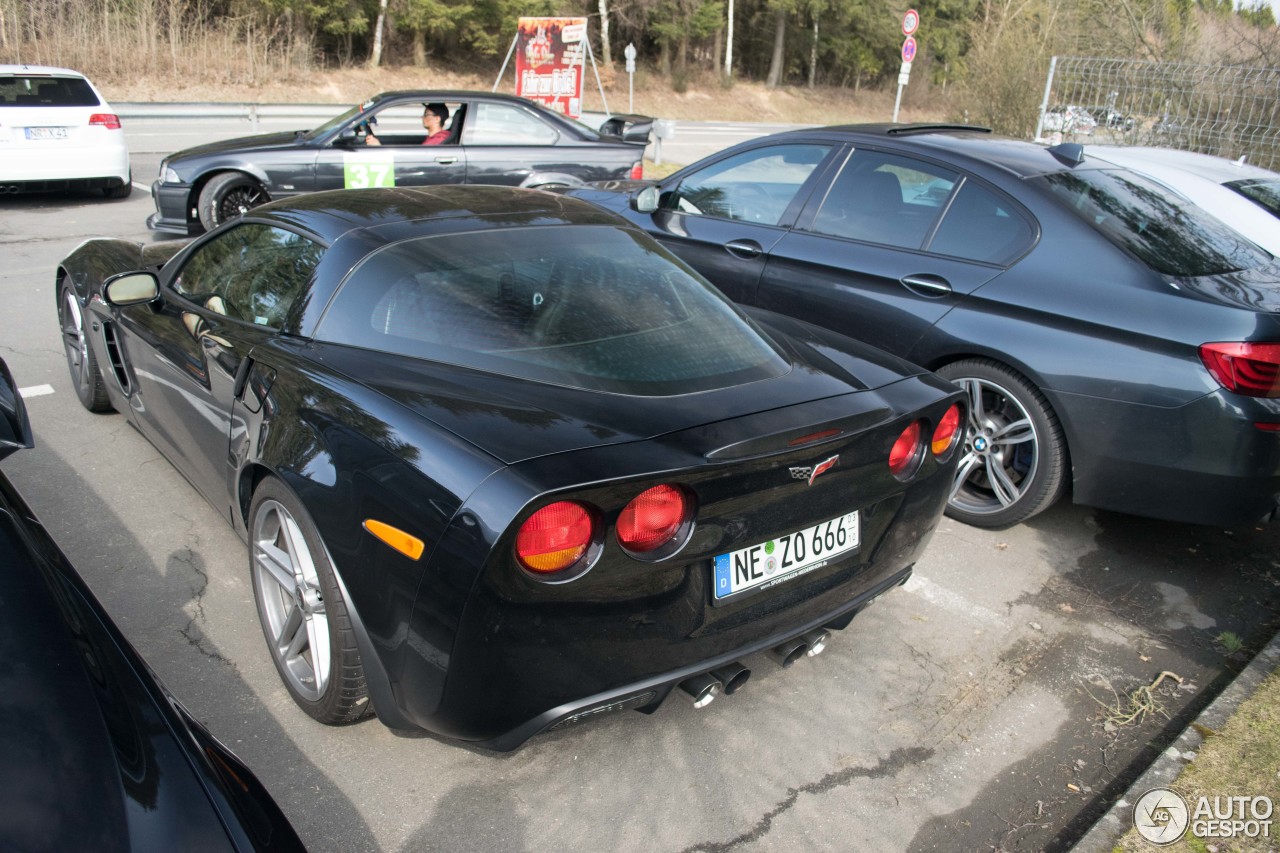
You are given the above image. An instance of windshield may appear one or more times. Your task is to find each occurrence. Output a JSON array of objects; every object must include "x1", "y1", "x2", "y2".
[
  {"x1": 1227, "y1": 178, "x2": 1280, "y2": 219},
  {"x1": 303, "y1": 100, "x2": 377, "y2": 140},
  {"x1": 316, "y1": 225, "x2": 789, "y2": 395},
  {"x1": 1036, "y1": 168, "x2": 1271, "y2": 277}
]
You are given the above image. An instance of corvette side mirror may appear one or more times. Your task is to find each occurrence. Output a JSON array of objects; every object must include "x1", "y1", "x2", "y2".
[{"x1": 104, "y1": 271, "x2": 160, "y2": 306}]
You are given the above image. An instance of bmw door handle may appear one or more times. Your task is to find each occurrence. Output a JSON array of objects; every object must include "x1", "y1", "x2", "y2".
[
  {"x1": 434, "y1": 157, "x2": 458, "y2": 165},
  {"x1": 900, "y1": 274, "x2": 953, "y2": 297},
  {"x1": 724, "y1": 239, "x2": 763, "y2": 259}
]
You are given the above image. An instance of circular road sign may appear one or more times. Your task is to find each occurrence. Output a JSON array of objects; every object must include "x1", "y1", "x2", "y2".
[
  {"x1": 902, "y1": 9, "x2": 919, "y2": 35},
  {"x1": 902, "y1": 36, "x2": 917, "y2": 63}
]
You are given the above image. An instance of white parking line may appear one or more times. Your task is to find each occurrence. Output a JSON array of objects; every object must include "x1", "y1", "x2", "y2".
[
  {"x1": 18, "y1": 385, "x2": 55, "y2": 398},
  {"x1": 902, "y1": 573, "x2": 1008, "y2": 629}
]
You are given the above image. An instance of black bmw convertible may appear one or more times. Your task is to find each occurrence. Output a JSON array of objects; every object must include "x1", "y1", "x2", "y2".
[{"x1": 58, "y1": 185, "x2": 962, "y2": 749}]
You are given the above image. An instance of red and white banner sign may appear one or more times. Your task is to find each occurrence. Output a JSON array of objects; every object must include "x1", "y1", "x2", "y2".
[{"x1": 515, "y1": 17, "x2": 587, "y2": 118}]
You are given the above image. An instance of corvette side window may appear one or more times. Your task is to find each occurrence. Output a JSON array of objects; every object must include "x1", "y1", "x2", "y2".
[
  {"x1": 172, "y1": 224, "x2": 322, "y2": 329},
  {"x1": 808, "y1": 150, "x2": 957, "y2": 249},
  {"x1": 663, "y1": 144, "x2": 831, "y2": 225},
  {"x1": 463, "y1": 103, "x2": 558, "y2": 145}
]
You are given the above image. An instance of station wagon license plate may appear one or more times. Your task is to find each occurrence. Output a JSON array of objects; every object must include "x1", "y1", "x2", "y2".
[
  {"x1": 713, "y1": 511, "x2": 860, "y2": 601},
  {"x1": 25, "y1": 127, "x2": 69, "y2": 139}
]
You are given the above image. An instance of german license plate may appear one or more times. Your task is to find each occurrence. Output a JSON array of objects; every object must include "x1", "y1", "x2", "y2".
[
  {"x1": 713, "y1": 511, "x2": 860, "y2": 601},
  {"x1": 25, "y1": 127, "x2": 69, "y2": 139}
]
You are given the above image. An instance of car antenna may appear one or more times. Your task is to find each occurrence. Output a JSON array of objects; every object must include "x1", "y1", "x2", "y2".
[{"x1": 1046, "y1": 142, "x2": 1085, "y2": 166}]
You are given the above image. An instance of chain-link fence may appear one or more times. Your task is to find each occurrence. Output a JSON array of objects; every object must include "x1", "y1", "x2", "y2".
[{"x1": 1035, "y1": 56, "x2": 1280, "y2": 170}]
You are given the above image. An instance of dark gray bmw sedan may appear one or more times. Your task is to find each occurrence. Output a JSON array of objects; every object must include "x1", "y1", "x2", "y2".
[{"x1": 565, "y1": 125, "x2": 1280, "y2": 529}]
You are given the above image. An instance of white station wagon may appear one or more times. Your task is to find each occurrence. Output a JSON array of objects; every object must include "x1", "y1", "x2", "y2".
[{"x1": 0, "y1": 64, "x2": 131, "y2": 198}]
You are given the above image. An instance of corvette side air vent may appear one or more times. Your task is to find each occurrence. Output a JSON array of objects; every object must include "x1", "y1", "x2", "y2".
[{"x1": 101, "y1": 322, "x2": 132, "y2": 393}]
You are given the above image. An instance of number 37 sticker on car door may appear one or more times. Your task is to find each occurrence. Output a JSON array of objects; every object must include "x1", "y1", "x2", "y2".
[
  {"x1": 713, "y1": 511, "x2": 860, "y2": 601},
  {"x1": 344, "y1": 152, "x2": 396, "y2": 188}
]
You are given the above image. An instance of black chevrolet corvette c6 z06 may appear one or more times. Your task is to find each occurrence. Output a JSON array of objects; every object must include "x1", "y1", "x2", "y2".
[{"x1": 58, "y1": 185, "x2": 963, "y2": 750}]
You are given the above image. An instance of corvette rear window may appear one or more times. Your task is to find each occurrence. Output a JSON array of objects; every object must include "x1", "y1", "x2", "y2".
[
  {"x1": 1036, "y1": 168, "x2": 1270, "y2": 276},
  {"x1": 316, "y1": 225, "x2": 789, "y2": 395},
  {"x1": 0, "y1": 75, "x2": 100, "y2": 107}
]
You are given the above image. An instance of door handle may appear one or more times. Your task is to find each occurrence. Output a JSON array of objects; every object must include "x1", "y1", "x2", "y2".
[
  {"x1": 900, "y1": 274, "x2": 953, "y2": 297},
  {"x1": 724, "y1": 239, "x2": 763, "y2": 259},
  {"x1": 434, "y1": 157, "x2": 458, "y2": 165}
]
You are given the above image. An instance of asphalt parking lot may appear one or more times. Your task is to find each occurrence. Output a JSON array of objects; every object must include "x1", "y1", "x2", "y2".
[{"x1": 2, "y1": 137, "x2": 1279, "y2": 852}]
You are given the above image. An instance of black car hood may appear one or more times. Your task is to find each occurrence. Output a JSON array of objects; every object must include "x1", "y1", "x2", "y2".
[
  {"x1": 1175, "y1": 261, "x2": 1280, "y2": 313},
  {"x1": 171, "y1": 130, "x2": 307, "y2": 162},
  {"x1": 310, "y1": 311, "x2": 922, "y2": 465}
]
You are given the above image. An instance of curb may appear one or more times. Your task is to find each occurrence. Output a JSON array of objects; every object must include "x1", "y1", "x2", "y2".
[{"x1": 1071, "y1": 632, "x2": 1280, "y2": 851}]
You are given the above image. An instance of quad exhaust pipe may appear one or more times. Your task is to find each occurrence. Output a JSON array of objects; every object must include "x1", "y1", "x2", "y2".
[
  {"x1": 678, "y1": 662, "x2": 752, "y2": 708},
  {"x1": 768, "y1": 629, "x2": 831, "y2": 667}
]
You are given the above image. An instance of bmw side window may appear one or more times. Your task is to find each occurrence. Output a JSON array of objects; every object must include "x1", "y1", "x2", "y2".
[
  {"x1": 663, "y1": 144, "x2": 831, "y2": 226},
  {"x1": 463, "y1": 103, "x2": 558, "y2": 145},
  {"x1": 808, "y1": 150, "x2": 958, "y2": 249},
  {"x1": 927, "y1": 180, "x2": 1035, "y2": 264},
  {"x1": 172, "y1": 224, "x2": 322, "y2": 329}
]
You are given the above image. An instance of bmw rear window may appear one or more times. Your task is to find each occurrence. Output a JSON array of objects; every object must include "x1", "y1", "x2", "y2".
[
  {"x1": 316, "y1": 225, "x2": 790, "y2": 395},
  {"x1": 1036, "y1": 168, "x2": 1270, "y2": 276},
  {"x1": 1227, "y1": 178, "x2": 1280, "y2": 219},
  {"x1": 0, "y1": 75, "x2": 100, "y2": 107}
]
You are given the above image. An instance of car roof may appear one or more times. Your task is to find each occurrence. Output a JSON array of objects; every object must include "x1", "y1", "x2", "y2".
[
  {"x1": 770, "y1": 124, "x2": 1090, "y2": 180},
  {"x1": 248, "y1": 184, "x2": 628, "y2": 245},
  {"x1": 1085, "y1": 145, "x2": 1279, "y2": 184},
  {"x1": 0, "y1": 64, "x2": 88, "y2": 78}
]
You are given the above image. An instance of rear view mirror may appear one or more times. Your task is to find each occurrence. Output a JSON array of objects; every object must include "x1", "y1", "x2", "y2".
[
  {"x1": 0, "y1": 356, "x2": 34, "y2": 462},
  {"x1": 104, "y1": 271, "x2": 160, "y2": 306}
]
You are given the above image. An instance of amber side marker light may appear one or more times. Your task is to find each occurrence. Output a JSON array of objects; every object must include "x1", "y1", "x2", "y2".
[{"x1": 363, "y1": 519, "x2": 426, "y2": 561}]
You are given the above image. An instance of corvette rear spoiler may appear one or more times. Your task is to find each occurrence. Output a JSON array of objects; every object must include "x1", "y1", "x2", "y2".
[{"x1": 598, "y1": 113, "x2": 654, "y2": 144}]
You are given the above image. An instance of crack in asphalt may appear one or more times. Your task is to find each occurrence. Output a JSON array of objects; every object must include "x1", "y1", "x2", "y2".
[
  {"x1": 171, "y1": 539, "x2": 238, "y2": 671},
  {"x1": 680, "y1": 746, "x2": 935, "y2": 852}
]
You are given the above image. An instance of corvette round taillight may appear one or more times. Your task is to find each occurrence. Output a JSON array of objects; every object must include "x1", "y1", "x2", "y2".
[
  {"x1": 617, "y1": 484, "x2": 688, "y2": 555},
  {"x1": 889, "y1": 421, "x2": 923, "y2": 479},
  {"x1": 629, "y1": 161, "x2": 644, "y2": 180},
  {"x1": 515, "y1": 501, "x2": 594, "y2": 574},
  {"x1": 931, "y1": 404, "x2": 962, "y2": 457}
]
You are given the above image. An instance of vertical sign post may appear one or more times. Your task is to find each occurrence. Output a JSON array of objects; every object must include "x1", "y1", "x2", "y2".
[
  {"x1": 892, "y1": 9, "x2": 919, "y2": 123},
  {"x1": 625, "y1": 43, "x2": 637, "y2": 113}
]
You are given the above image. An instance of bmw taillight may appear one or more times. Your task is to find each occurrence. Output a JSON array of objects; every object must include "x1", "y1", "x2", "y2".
[
  {"x1": 515, "y1": 501, "x2": 595, "y2": 574},
  {"x1": 931, "y1": 404, "x2": 962, "y2": 457},
  {"x1": 1199, "y1": 342, "x2": 1280, "y2": 398},
  {"x1": 889, "y1": 421, "x2": 923, "y2": 479},
  {"x1": 629, "y1": 161, "x2": 644, "y2": 180},
  {"x1": 89, "y1": 113, "x2": 122, "y2": 130},
  {"x1": 617, "y1": 484, "x2": 688, "y2": 555}
]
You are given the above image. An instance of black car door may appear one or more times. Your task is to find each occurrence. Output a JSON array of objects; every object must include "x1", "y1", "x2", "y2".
[
  {"x1": 314, "y1": 101, "x2": 467, "y2": 191},
  {"x1": 629, "y1": 142, "x2": 839, "y2": 304},
  {"x1": 756, "y1": 146, "x2": 1037, "y2": 359},
  {"x1": 113, "y1": 223, "x2": 321, "y2": 515}
]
